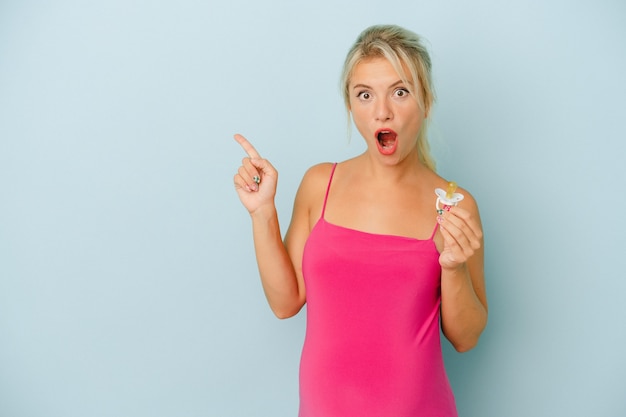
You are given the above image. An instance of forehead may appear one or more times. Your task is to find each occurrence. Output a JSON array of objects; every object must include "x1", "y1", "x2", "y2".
[{"x1": 349, "y1": 56, "x2": 413, "y2": 86}]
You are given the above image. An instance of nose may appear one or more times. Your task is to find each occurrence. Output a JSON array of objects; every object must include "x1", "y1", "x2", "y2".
[{"x1": 375, "y1": 96, "x2": 393, "y2": 121}]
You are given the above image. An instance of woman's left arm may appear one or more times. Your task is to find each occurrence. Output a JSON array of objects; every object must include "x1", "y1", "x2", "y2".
[{"x1": 437, "y1": 193, "x2": 488, "y2": 352}]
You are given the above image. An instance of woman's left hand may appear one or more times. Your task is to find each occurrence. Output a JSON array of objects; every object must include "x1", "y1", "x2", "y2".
[{"x1": 437, "y1": 206, "x2": 483, "y2": 270}]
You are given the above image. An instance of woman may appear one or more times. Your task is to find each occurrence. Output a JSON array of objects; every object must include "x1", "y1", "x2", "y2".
[{"x1": 233, "y1": 24, "x2": 487, "y2": 417}]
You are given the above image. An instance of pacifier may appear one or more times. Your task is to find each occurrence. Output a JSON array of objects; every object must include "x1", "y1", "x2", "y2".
[{"x1": 435, "y1": 181, "x2": 464, "y2": 213}]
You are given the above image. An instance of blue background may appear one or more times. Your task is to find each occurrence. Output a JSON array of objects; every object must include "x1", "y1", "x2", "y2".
[{"x1": 1, "y1": 1, "x2": 625, "y2": 416}]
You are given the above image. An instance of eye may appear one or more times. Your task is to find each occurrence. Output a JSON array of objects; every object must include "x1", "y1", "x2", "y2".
[
  {"x1": 357, "y1": 91, "x2": 372, "y2": 100},
  {"x1": 394, "y1": 88, "x2": 410, "y2": 98}
]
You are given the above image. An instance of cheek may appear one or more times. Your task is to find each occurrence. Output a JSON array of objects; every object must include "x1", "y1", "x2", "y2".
[
  {"x1": 350, "y1": 106, "x2": 368, "y2": 126},
  {"x1": 350, "y1": 112, "x2": 373, "y2": 140},
  {"x1": 401, "y1": 106, "x2": 425, "y2": 128}
]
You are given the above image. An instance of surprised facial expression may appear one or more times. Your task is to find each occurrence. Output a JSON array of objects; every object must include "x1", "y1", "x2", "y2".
[{"x1": 348, "y1": 57, "x2": 426, "y2": 164}]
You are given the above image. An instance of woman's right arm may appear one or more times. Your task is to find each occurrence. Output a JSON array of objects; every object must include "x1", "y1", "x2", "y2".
[{"x1": 233, "y1": 134, "x2": 308, "y2": 318}]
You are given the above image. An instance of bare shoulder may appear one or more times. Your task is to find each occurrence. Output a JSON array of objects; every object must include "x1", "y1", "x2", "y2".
[
  {"x1": 296, "y1": 162, "x2": 335, "y2": 201},
  {"x1": 434, "y1": 175, "x2": 481, "y2": 217},
  {"x1": 302, "y1": 162, "x2": 335, "y2": 183},
  {"x1": 457, "y1": 186, "x2": 480, "y2": 215},
  {"x1": 287, "y1": 162, "x2": 335, "y2": 240}
]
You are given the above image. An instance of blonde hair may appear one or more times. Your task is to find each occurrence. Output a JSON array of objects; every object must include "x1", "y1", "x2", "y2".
[{"x1": 340, "y1": 24, "x2": 436, "y2": 171}]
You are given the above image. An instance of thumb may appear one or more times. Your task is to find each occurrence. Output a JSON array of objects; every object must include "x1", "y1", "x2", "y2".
[
  {"x1": 250, "y1": 157, "x2": 276, "y2": 176},
  {"x1": 249, "y1": 157, "x2": 263, "y2": 168}
]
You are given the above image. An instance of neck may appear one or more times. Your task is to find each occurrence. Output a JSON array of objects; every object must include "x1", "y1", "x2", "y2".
[{"x1": 358, "y1": 150, "x2": 429, "y2": 183}]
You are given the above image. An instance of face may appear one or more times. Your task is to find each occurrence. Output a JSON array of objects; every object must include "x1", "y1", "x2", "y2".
[{"x1": 348, "y1": 57, "x2": 426, "y2": 165}]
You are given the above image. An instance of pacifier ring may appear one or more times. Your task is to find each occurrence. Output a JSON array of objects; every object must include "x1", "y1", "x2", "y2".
[{"x1": 434, "y1": 187, "x2": 464, "y2": 212}]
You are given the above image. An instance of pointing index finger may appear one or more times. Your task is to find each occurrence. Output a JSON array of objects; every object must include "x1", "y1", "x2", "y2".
[{"x1": 234, "y1": 134, "x2": 261, "y2": 159}]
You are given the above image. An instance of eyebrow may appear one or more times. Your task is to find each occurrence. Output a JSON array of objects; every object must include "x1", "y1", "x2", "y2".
[{"x1": 352, "y1": 80, "x2": 406, "y2": 90}]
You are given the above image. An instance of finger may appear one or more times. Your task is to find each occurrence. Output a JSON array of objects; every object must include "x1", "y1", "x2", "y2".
[
  {"x1": 442, "y1": 209, "x2": 482, "y2": 250},
  {"x1": 438, "y1": 215, "x2": 477, "y2": 258},
  {"x1": 249, "y1": 156, "x2": 279, "y2": 183},
  {"x1": 238, "y1": 165, "x2": 259, "y2": 192},
  {"x1": 242, "y1": 157, "x2": 261, "y2": 180},
  {"x1": 233, "y1": 172, "x2": 253, "y2": 193},
  {"x1": 234, "y1": 134, "x2": 261, "y2": 159},
  {"x1": 439, "y1": 219, "x2": 464, "y2": 251},
  {"x1": 244, "y1": 157, "x2": 276, "y2": 190},
  {"x1": 448, "y1": 207, "x2": 483, "y2": 243},
  {"x1": 438, "y1": 227, "x2": 464, "y2": 264},
  {"x1": 439, "y1": 226, "x2": 472, "y2": 264}
]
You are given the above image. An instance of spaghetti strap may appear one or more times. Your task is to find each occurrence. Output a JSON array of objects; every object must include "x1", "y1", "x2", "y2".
[
  {"x1": 320, "y1": 163, "x2": 338, "y2": 219},
  {"x1": 428, "y1": 223, "x2": 439, "y2": 241},
  {"x1": 428, "y1": 193, "x2": 441, "y2": 240}
]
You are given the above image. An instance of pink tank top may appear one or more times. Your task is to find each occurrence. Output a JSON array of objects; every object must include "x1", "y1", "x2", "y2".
[{"x1": 299, "y1": 163, "x2": 457, "y2": 417}]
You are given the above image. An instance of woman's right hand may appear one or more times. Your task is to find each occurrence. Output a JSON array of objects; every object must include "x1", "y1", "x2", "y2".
[{"x1": 233, "y1": 134, "x2": 278, "y2": 215}]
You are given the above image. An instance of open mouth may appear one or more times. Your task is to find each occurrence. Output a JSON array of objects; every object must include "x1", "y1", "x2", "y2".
[{"x1": 375, "y1": 129, "x2": 398, "y2": 154}]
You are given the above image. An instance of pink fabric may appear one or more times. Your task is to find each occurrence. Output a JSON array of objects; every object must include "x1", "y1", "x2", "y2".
[{"x1": 299, "y1": 164, "x2": 457, "y2": 417}]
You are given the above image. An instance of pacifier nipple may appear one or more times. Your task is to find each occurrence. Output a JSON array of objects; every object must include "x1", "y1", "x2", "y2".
[{"x1": 445, "y1": 181, "x2": 457, "y2": 199}]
